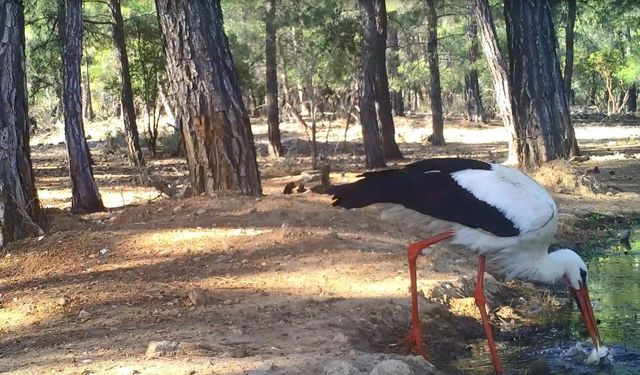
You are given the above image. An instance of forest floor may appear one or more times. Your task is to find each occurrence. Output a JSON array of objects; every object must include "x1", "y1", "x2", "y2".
[{"x1": 1, "y1": 114, "x2": 640, "y2": 375}]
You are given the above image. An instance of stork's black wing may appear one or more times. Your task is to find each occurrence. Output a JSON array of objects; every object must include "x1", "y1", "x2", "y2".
[{"x1": 327, "y1": 158, "x2": 519, "y2": 237}]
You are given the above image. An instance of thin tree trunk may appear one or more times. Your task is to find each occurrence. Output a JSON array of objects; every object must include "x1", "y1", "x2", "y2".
[
  {"x1": 109, "y1": 0, "x2": 144, "y2": 167},
  {"x1": 387, "y1": 12, "x2": 404, "y2": 117},
  {"x1": 464, "y1": 9, "x2": 487, "y2": 124},
  {"x1": 0, "y1": 0, "x2": 44, "y2": 245},
  {"x1": 473, "y1": 0, "x2": 519, "y2": 163},
  {"x1": 156, "y1": 0, "x2": 262, "y2": 196},
  {"x1": 424, "y1": 0, "x2": 445, "y2": 145},
  {"x1": 505, "y1": 0, "x2": 578, "y2": 167},
  {"x1": 358, "y1": 0, "x2": 386, "y2": 168},
  {"x1": 373, "y1": 0, "x2": 402, "y2": 159},
  {"x1": 62, "y1": 0, "x2": 104, "y2": 212},
  {"x1": 628, "y1": 84, "x2": 637, "y2": 113},
  {"x1": 563, "y1": 0, "x2": 576, "y2": 105},
  {"x1": 265, "y1": 0, "x2": 283, "y2": 157},
  {"x1": 83, "y1": 55, "x2": 94, "y2": 120}
]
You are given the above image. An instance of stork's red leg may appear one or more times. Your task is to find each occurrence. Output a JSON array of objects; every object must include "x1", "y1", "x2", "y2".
[
  {"x1": 404, "y1": 231, "x2": 454, "y2": 360},
  {"x1": 473, "y1": 255, "x2": 503, "y2": 375}
]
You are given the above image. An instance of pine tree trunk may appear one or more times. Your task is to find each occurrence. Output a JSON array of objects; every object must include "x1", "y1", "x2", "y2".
[
  {"x1": 83, "y1": 57, "x2": 94, "y2": 120},
  {"x1": 464, "y1": 11, "x2": 487, "y2": 124},
  {"x1": 424, "y1": 0, "x2": 445, "y2": 145},
  {"x1": 109, "y1": 0, "x2": 144, "y2": 167},
  {"x1": 505, "y1": 0, "x2": 578, "y2": 167},
  {"x1": 0, "y1": 0, "x2": 43, "y2": 245},
  {"x1": 387, "y1": 12, "x2": 404, "y2": 117},
  {"x1": 372, "y1": 0, "x2": 402, "y2": 160},
  {"x1": 628, "y1": 84, "x2": 637, "y2": 113},
  {"x1": 265, "y1": 0, "x2": 283, "y2": 157},
  {"x1": 358, "y1": 0, "x2": 386, "y2": 169},
  {"x1": 473, "y1": 0, "x2": 520, "y2": 163},
  {"x1": 563, "y1": 0, "x2": 576, "y2": 105},
  {"x1": 62, "y1": 0, "x2": 104, "y2": 213},
  {"x1": 156, "y1": 0, "x2": 262, "y2": 196}
]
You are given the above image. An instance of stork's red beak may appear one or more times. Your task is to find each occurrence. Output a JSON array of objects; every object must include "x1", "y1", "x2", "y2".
[{"x1": 570, "y1": 285, "x2": 601, "y2": 349}]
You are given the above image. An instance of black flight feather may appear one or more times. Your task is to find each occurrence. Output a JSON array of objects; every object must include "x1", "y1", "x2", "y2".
[{"x1": 327, "y1": 158, "x2": 519, "y2": 237}]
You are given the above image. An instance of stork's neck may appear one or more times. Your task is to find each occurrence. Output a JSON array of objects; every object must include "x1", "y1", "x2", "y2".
[{"x1": 496, "y1": 247, "x2": 567, "y2": 285}]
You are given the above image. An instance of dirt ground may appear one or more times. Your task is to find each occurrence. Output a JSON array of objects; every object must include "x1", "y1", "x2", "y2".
[{"x1": 1, "y1": 115, "x2": 639, "y2": 375}]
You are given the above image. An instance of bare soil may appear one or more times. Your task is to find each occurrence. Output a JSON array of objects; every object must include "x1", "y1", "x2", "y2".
[{"x1": 1, "y1": 115, "x2": 639, "y2": 375}]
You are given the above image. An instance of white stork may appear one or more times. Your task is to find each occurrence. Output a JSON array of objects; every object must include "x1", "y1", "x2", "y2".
[{"x1": 327, "y1": 157, "x2": 602, "y2": 374}]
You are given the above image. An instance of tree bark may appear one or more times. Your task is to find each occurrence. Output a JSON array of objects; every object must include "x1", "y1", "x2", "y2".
[
  {"x1": 156, "y1": 0, "x2": 262, "y2": 196},
  {"x1": 83, "y1": 56, "x2": 94, "y2": 120},
  {"x1": 563, "y1": 0, "x2": 576, "y2": 105},
  {"x1": 628, "y1": 84, "x2": 637, "y2": 113},
  {"x1": 358, "y1": 0, "x2": 386, "y2": 168},
  {"x1": 424, "y1": 0, "x2": 445, "y2": 145},
  {"x1": 473, "y1": 0, "x2": 520, "y2": 163},
  {"x1": 265, "y1": 0, "x2": 283, "y2": 157},
  {"x1": 0, "y1": 0, "x2": 44, "y2": 245},
  {"x1": 109, "y1": 0, "x2": 144, "y2": 167},
  {"x1": 505, "y1": 0, "x2": 578, "y2": 168},
  {"x1": 62, "y1": 0, "x2": 104, "y2": 212},
  {"x1": 387, "y1": 12, "x2": 404, "y2": 117},
  {"x1": 373, "y1": 0, "x2": 402, "y2": 159},
  {"x1": 464, "y1": 10, "x2": 487, "y2": 124}
]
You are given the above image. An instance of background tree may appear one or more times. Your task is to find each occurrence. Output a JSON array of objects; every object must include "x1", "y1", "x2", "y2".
[
  {"x1": 373, "y1": 0, "x2": 402, "y2": 160},
  {"x1": 265, "y1": 0, "x2": 283, "y2": 157},
  {"x1": 358, "y1": 0, "x2": 387, "y2": 168},
  {"x1": 423, "y1": 0, "x2": 445, "y2": 145},
  {"x1": 387, "y1": 11, "x2": 404, "y2": 117},
  {"x1": 62, "y1": 0, "x2": 104, "y2": 212},
  {"x1": 109, "y1": 0, "x2": 144, "y2": 167},
  {"x1": 155, "y1": 0, "x2": 262, "y2": 196},
  {"x1": 505, "y1": 0, "x2": 578, "y2": 167},
  {"x1": 473, "y1": 0, "x2": 520, "y2": 163},
  {"x1": 563, "y1": 0, "x2": 577, "y2": 104},
  {"x1": 464, "y1": 8, "x2": 487, "y2": 123},
  {"x1": 0, "y1": 0, "x2": 43, "y2": 246}
]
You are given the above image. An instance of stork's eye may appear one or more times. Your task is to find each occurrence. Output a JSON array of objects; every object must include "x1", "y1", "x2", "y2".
[{"x1": 579, "y1": 268, "x2": 587, "y2": 286}]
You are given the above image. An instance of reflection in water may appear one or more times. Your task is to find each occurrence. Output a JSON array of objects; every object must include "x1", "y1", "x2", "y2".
[{"x1": 456, "y1": 242, "x2": 640, "y2": 374}]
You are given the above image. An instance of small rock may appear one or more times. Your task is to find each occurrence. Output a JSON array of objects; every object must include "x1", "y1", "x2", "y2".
[
  {"x1": 80, "y1": 359, "x2": 92, "y2": 364},
  {"x1": 587, "y1": 166, "x2": 600, "y2": 174},
  {"x1": 332, "y1": 333, "x2": 349, "y2": 343},
  {"x1": 369, "y1": 360, "x2": 411, "y2": 375},
  {"x1": 146, "y1": 340, "x2": 181, "y2": 358},
  {"x1": 402, "y1": 356, "x2": 435, "y2": 375},
  {"x1": 323, "y1": 360, "x2": 361, "y2": 375},
  {"x1": 247, "y1": 361, "x2": 276, "y2": 375},
  {"x1": 195, "y1": 208, "x2": 206, "y2": 215},
  {"x1": 188, "y1": 288, "x2": 209, "y2": 306},
  {"x1": 57, "y1": 295, "x2": 70, "y2": 307},
  {"x1": 609, "y1": 170, "x2": 616, "y2": 175},
  {"x1": 78, "y1": 309, "x2": 92, "y2": 321},
  {"x1": 173, "y1": 204, "x2": 185, "y2": 213},
  {"x1": 99, "y1": 248, "x2": 110, "y2": 256}
]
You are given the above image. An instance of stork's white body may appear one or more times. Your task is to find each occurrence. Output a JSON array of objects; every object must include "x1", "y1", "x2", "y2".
[{"x1": 379, "y1": 164, "x2": 561, "y2": 282}]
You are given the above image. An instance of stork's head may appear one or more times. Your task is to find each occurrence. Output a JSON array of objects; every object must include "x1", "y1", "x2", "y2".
[{"x1": 548, "y1": 249, "x2": 602, "y2": 350}]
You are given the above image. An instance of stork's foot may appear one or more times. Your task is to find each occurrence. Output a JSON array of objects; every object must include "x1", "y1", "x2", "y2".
[{"x1": 404, "y1": 324, "x2": 430, "y2": 360}]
